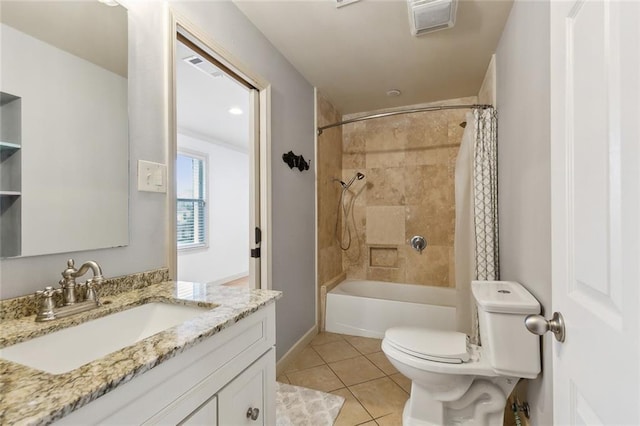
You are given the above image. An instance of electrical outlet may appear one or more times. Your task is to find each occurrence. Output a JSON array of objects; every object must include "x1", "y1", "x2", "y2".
[{"x1": 138, "y1": 160, "x2": 167, "y2": 193}]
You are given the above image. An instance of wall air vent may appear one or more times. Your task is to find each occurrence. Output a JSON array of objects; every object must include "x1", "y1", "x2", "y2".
[
  {"x1": 182, "y1": 55, "x2": 223, "y2": 78},
  {"x1": 407, "y1": 0, "x2": 457, "y2": 36}
]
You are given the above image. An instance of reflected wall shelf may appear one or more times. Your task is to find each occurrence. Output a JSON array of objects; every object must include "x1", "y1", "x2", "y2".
[{"x1": 0, "y1": 91, "x2": 22, "y2": 257}]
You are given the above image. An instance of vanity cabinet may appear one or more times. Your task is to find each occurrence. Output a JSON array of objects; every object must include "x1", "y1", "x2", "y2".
[{"x1": 58, "y1": 303, "x2": 276, "y2": 425}]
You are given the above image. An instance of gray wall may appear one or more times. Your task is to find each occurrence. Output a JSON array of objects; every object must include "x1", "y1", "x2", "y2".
[
  {"x1": 168, "y1": 1, "x2": 316, "y2": 360},
  {"x1": 0, "y1": 3, "x2": 168, "y2": 298},
  {"x1": 0, "y1": 1, "x2": 317, "y2": 361},
  {"x1": 495, "y1": 1, "x2": 552, "y2": 425}
]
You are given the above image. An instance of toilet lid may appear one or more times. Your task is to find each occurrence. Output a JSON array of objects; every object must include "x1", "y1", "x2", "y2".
[{"x1": 385, "y1": 327, "x2": 470, "y2": 364}]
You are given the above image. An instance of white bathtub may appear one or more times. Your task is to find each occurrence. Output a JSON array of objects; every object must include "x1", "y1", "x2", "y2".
[{"x1": 325, "y1": 280, "x2": 457, "y2": 338}]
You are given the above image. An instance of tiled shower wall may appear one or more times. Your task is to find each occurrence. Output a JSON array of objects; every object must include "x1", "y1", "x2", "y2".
[
  {"x1": 317, "y1": 93, "x2": 344, "y2": 286},
  {"x1": 340, "y1": 97, "x2": 477, "y2": 287}
]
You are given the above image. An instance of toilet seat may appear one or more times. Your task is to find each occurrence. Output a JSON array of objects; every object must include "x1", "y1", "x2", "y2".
[{"x1": 384, "y1": 327, "x2": 470, "y2": 364}]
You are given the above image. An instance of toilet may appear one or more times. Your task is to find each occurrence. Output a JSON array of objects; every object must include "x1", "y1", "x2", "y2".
[{"x1": 382, "y1": 281, "x2": 540, "y2": 426}]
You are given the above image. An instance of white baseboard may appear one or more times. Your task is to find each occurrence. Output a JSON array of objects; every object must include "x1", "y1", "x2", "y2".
[{"x1": 276, "y1": 324, "x2": 318, "y2": 377}]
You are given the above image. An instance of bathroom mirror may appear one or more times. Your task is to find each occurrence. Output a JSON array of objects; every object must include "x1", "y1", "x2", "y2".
[{"x1": 0, "y1": 1, "x2": 129, "y2": 258}]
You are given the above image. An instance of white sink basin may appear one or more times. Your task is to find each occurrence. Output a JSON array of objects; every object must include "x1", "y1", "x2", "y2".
[{"x1": 0, "y1": 302, "x2": 209, "y2": 374}]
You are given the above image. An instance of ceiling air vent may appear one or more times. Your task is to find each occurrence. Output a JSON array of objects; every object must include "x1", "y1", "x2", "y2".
[
  {"x1": 182, "y1": 55, "x2": 223, "y2": 79},
  {"x1": 407, "y1": 0, "x2": 457, "y2": 36}
]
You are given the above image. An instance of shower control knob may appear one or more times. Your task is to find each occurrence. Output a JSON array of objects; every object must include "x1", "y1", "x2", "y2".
[
  {"x1": 410, "y1": 236, "x2": 427, "y2": 253},
  {"x1": 525, "y1": 312, "x2": 565, "y2": 343}
]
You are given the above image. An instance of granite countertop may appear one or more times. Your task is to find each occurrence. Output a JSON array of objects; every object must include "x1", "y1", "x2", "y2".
[{"x1": 0, "y1": 281, "x2": 281, "y2": 425}]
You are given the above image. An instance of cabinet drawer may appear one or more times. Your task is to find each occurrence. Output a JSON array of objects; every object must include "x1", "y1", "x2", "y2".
[
  {"x1": 180, "y1": 396, "x2": 217, "y2": 425},
  {"x1": 218, "y1": 348, "x2": 275, "y2": 426}
]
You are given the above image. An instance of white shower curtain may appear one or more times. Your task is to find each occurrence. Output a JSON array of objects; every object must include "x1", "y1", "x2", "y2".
[{"x1": 454, "y1": 108, "x2": 499, "y2": 340}]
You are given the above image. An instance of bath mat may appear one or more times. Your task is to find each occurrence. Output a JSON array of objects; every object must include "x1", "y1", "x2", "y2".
[{"x1": 276, "y1": 382, "x2": 345, "y2": 426}]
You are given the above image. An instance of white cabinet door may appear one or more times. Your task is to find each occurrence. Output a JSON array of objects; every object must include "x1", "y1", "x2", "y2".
[
  {"x1": 550, "y1": 0, "x2": 640, "y2": 424},
  {"x1": 180, "y1": 396, "x2": 217, "y2": 426},
  {"x1": 218, "y1": 348, "x2": 275, "y2": 426}
]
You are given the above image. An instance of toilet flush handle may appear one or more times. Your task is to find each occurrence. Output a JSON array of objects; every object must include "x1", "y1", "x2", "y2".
[{"x1": 525, "y1": 312, "x2": 566, "y2": 343}]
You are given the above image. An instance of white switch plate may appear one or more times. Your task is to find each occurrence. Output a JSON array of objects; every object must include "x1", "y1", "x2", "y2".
[{"x1": 138, "y1": 160, "x2": 167, "y2": 193}]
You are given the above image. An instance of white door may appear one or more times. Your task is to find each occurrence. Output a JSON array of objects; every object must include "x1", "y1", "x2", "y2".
[{"x1": 550, "y1": 0, "x2": 640, "y2": 424}]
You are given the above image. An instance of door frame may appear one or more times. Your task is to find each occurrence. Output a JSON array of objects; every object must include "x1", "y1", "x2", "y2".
[{"x1": 167, "y1": 10, "x2": 272, "y2": 289}]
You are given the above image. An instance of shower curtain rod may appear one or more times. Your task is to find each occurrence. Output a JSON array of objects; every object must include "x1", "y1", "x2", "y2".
[{"x1": 317, "y1": 103, "x2": 493, "y2": 135}]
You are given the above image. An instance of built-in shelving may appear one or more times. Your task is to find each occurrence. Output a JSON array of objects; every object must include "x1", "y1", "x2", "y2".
[
  {"x1": 0, "y1": 141, "x2": 20, "y2": 158},
  {"x1": 0, "y1": 91, "x2": 22, "y2": 257}
]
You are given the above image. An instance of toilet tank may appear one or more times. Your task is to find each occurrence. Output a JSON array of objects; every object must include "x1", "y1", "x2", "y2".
[{"x1": 471, "y1": 281, "x2": 541, "y2": 379}]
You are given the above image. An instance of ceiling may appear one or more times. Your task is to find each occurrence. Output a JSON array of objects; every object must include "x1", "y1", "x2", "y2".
[
  {"x1": 176, "y1": 41, "x2": 251, "y2": 150},
  {"x1": 235, "y1": 0, "x2": 513, "y2": 114}
]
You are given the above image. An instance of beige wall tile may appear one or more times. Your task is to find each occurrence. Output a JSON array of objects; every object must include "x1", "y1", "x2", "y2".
[
  {"x1": 319, "y1": 246, "x2": 344, "y2": 286},
  {"x1": 367, "y1": 265, "x2": 406, "y2": 283},
  {"x1": 328, "y1": 355, "x2": 386, "y2": 386},
  {"x1": 405, "y1": 205, "x2": 455, "y2": 247},
  {"x1": 344, "y1": 257, "x2": 366, "y2": 280},
  {"x1": 406, "y1": 111, "x2": 448, "y2": 149},
  {"x1": 366, "y1": 206, "x2": 405, "y2": 245},
  {"x1": 365, "y1": 168, "x2": 405, "y2": 205},
  {"x1": 317, "y1": 92, "x2": 344, "y2": 303},
  {"x1": 343, "y1": 152, "x2": 366, "y2": 169},
  {"x1": 349, "y1": 377, "x2": 409, "y2": 418},
  {"x1": 333, "y1": 97, "x2": 474, "y2": 291},
  {"x1": 449, "y1": 246, "x2": 456, "y2": 287},
  {"x1": 404, "y1": 165, "x2": 450, "y2": 207},
  {"x1": 404, "y1": 245, "x2": 450, "y2": 286},
  {"x1": 366, "y1": 150, "x2": 405, "y2": 169},
  {"x1": 405, "y1": 146, "x2": 446, "y2": 167}
]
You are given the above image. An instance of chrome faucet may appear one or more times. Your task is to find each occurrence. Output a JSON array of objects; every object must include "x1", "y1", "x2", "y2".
[
  {"x1": 59, "y1": 259, "x2": 104, "y2": 305},
  {"x1": 34, "y1": 259, "x2": 105, "y2": 322}
]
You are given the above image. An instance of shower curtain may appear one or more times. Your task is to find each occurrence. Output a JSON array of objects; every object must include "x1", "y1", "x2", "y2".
[{"x1": 454, "y1": 108, "x2": 499, "y2": 340}]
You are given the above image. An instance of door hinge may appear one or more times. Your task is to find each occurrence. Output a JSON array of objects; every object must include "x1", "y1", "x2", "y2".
[
  {"x1": 250, "y1": 247, "x2": 261, "y2": 258},
  {"x1": 255, "y1": 227, "x2": 262, "y2": 245}
]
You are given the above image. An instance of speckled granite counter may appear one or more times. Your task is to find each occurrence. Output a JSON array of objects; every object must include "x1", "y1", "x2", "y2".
[{"x1": 0, "y1": 281, "x2": 281, "y2": 425}]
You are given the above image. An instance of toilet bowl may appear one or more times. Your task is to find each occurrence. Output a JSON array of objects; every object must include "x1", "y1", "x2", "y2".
[{"x1": 382, "y1": 281, "x2": 541, "y2": 426}]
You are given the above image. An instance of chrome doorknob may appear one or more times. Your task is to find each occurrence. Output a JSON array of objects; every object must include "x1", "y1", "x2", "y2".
[
  {"x1": 525, "y1": 312, "x2": 565, "y2": 343},
  {"x1": 246, "y1": 407, "x2": 260, "y2": 421}
]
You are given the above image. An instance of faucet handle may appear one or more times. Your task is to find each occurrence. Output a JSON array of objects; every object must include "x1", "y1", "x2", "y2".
[
  {"x1": 85, "y1": 279, "x2": 100, "y2": 304},
  {"x1": 36, "y1": 286, "x2": 61, "y2": 298},
  {"x1": 35, "y1": 287, "x2": 61, "y2": 322}
]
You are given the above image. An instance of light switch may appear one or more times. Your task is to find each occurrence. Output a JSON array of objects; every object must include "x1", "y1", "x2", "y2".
[{"x1": 138, "y1": 160, "x2": 167, "y2": 193}]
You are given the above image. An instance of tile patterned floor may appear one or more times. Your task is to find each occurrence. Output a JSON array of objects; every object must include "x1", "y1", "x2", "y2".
[{"x1": 277, "y1": 332, "x2": 412, "y2": 426}]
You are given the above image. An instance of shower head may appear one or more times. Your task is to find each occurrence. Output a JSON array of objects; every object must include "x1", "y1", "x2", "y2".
[{"x1": 341, "y1": 172, "x2": 366, "y2": 189}]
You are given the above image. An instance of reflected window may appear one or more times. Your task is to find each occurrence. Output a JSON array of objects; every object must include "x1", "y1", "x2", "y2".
[{"x1": 177, "y1": 152, "x2": 207, "y2": 249}]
